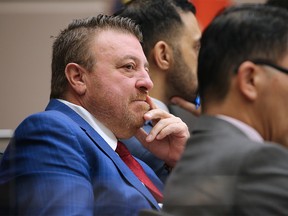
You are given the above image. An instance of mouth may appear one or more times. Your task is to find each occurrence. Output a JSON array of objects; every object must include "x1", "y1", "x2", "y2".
[
  {"x1": 132, "y1": 95, "x2": 148, "y2": 102},
  {"x1": 132, "y1": 99, "x2": 150, "y2": 110},
  {"x1": 133, "y1": 99, "x2": 148, "y2": 105}
]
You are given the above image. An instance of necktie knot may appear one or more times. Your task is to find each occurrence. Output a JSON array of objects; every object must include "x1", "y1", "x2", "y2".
[{"x1": 116, "y1": 141, "x2": 131, "y2": 158}]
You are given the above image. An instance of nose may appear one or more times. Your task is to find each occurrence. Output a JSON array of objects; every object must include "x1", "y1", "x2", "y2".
[{"x1": 135, "y1": 70, "x2": 154, "y2": 93}]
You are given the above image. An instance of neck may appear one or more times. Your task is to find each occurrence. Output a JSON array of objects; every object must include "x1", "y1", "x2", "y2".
[{"x1": 148, "y1": 65, "x2": 168, "y2": 104}]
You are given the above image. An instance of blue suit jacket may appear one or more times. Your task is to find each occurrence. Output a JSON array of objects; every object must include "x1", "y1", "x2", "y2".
[{"x1": 0, "y1": 99, "x2": 163, "y2": 216}]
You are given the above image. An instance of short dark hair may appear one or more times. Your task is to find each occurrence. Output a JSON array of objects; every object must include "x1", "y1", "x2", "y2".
[
  {"x1": 198, "y1": 4, "x2": 288, "y2": 107},
  {"x1": 115, "y1": 0, "x2": 196, "y2": 56},
  {"x1": 50, "y1": 14, "x2": 142, "y2": 99},
  {"x1": 266, "y1": 0, "x2": 288, "y2": 10}
]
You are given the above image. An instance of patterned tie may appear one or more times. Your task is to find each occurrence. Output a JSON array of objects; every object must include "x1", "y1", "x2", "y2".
[{"x1": 116, "y1": 141, "x2": 163, "y2": 203}]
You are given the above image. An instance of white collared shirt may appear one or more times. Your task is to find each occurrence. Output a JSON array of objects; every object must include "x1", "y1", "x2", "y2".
[
  {"x1": 57, "y1": 99, "x2": 118, "y2": 151},
  {"x1": 216, "y1": 115, "x2": 263, "y2": 143}
]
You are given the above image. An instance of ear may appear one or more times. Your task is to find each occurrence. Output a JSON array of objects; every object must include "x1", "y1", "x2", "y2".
[
  {"x1": 153, "y1": 41, "x2": 172, "y2": 70},
  {"x1": 236, "y1": 61, "x2": 259, "y2": 101},
  {"x1": 65, "y1": 63, "x2": 87, "y2": 95}
]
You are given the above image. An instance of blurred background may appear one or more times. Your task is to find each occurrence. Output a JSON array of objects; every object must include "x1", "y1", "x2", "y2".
[{"x1": 0, "y1": 0, "x2": 266, "y2": 150}]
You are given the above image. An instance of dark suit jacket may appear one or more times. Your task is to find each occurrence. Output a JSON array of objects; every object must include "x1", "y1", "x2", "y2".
[
  {"x1": 161, "y1": 115, "x2": 288, "y2": 215},
  {"x1": 122, "y1": 104, "x2": 197, "y2": 183},
  {"x1": 0, "y1": 99, "x2": 162, "y2": 216}
]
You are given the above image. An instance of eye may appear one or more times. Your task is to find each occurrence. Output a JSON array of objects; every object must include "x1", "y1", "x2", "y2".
[
  {"x1": 124, "y1": 63, "x2": 135, "y2": 70},
  {"x1": 145, "y1": 66, "x2": 149, "y2": 74}
]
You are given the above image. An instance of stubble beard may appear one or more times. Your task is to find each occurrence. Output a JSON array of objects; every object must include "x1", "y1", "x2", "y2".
[
  {"x1": 167, "y1": 49, "x2": 198, "y2": 102},
  {"x1": 126, "y1": 100, "x2": 150, "y2": 128},
  {"x1": 113, "y1": 97, "x2": 150, "y2": 139}
]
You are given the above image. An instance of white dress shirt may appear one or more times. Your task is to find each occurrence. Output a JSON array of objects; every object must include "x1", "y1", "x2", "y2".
[{"x1": 58, "y1": 99, "x2": 118, "y2": 151}]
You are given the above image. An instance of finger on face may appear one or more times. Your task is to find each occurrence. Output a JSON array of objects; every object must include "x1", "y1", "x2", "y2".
[
  {"x1": 145, "y1": 95, "x2": 158, "y2": 110},
  {"x1": 144, "y1": 108, "x2": 172, "y2": 121}
]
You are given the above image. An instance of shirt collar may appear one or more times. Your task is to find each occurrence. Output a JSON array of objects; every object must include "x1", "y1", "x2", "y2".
[
  {"x1": 58, "y1": 99, "x2": 118, "y2": 151},
  {"x1": 216, "y1": 115, "x2": 264, "y2": 143}
]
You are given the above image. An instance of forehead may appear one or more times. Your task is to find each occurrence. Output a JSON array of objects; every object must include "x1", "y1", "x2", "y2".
[
  {"x1": 92, "y1": 29, "x2": 146, "y2": 60},
  {"x1": 179, "y1": 12, "x2": 201, "y2": 42}
]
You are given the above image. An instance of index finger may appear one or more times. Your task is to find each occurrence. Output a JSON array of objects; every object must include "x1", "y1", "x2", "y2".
[
  {"x1": 144, "y1": 108, "x2": 172, "y2": 121},
  {"x1": 146, "y1": 95, "x2": 158, "y2": 110}
]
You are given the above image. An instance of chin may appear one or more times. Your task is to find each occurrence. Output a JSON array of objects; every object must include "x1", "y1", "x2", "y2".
[
  {"x1": 131, "y1": 113, "x2": 148, "y2": 124},
  {"x1": 135, "y1": 119, "x2": 146, "y2": 131}
]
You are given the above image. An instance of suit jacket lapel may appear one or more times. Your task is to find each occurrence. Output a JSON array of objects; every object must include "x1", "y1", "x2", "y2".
[{"x1": 45, "y1": 99, "x2": 160, "y2": 209}]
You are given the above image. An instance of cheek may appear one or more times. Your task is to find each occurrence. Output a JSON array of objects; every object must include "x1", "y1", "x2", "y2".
[
  {"x1": 276, "y1": 91, "x2": 288, "y2": 117},
  {"x1": 183, "y1": 49, "x2": 198, "y2": 68},
  {"x1": 272, "y1": 77, "x2": 288, "y2": 104},
  {"x1": 186, "y1": 56, "x2": 198, "y2": 75},
  {"x1": 263, "y1": 81, "x2": 287, "y2": 121}
]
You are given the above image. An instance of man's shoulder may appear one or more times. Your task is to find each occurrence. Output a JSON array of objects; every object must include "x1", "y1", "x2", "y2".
[{"x1": 168, "y1": 105, "x2": 197, "y2": 129}]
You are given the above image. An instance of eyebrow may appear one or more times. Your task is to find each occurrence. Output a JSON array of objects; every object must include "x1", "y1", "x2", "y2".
[{"x1": 122, "y1": 55, "x2": 149, "y2": 68}]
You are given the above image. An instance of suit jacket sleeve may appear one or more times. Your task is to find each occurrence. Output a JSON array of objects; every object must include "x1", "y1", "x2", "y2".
[
  {"x1": 0, "y1": 112, "x2": 94, "y2": 215},
  {"x1": 163, "y1": 141, "x2": 288, "y2": 215},
  {"x1": 236, "y1": 143, "x2": 288, "y2": 215}
]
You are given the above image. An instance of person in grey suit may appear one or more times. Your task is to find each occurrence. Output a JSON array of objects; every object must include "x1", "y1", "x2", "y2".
[
  {"x1": 140, "y1": 3, "x2": 288, "y2": 216},
  {"x1": 115, "y1": 0, "x2": 201, "y2": 183}
]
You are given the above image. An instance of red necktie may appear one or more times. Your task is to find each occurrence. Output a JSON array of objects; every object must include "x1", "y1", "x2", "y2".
[{"x1": 116, "y1": 141, "x2": 163, "y2": 203}]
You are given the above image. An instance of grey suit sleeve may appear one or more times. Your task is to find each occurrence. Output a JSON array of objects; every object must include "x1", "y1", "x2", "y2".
[
  {"x1": 162, "y1": 142, "x2": 288, "y2": 216},
  {"x1": 236, "y1": 143, "x2": 288, "y2": 215}
]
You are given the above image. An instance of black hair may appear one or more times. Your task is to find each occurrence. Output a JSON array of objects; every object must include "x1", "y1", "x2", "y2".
[
  {"x1": 266, "y1": 0, "x2": 288, "y2": 10},
  {"x1": 198, "y1": 4, "x2": 288, "y2": 107},
  {"x1": 115, "y1": 0, "x2": 196, "y2": 56}
]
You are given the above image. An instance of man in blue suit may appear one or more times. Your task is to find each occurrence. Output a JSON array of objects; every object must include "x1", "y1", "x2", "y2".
[{"x1": 0, "y1": 14, "x2": 189, "y2": 215}]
